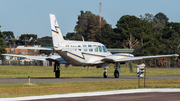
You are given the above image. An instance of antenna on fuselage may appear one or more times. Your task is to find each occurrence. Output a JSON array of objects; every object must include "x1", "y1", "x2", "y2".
[{"x1": 82, "y1": 36, "x2": 84, "y2": 42}]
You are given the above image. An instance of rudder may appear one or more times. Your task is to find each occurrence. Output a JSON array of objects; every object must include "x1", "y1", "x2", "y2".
[{"x1": 50, "y1": 14, "x2": 64, "y2": 47}]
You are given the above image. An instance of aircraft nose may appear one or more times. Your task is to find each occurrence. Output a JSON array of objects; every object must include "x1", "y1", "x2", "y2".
[{"x1": 130, "y1": 54, "x2": 134, "y2": 57}]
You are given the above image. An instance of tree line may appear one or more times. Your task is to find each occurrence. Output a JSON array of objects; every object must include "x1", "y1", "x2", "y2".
[
  {"x1": 1, "y1": 11, "x2": 180, "y2": 60},
  {"x1": 67, "y1": 11, "x2": 180, "y2": 57}
]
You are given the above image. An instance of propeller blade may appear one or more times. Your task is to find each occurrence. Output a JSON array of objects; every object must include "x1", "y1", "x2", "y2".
[
  {"x1": 118, "y1": 62, "x2": 121, "y2": 73},
  {"x1": 54, "y1": 63, "x2": 56, "y2": 72},
  {"x1": 129, "y1": 61, "x2": 133, "y2": 73},
  {"x1": 52, "y1": 48, "x2": 55, "y2": 55}
]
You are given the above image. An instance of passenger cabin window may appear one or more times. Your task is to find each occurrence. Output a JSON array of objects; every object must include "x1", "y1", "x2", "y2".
[
  {"x1": 88, "y1": 45, "x2": 93, "y2": 52},
  {"x1": 102, "y1": 46, "x2": 107, "y2": 52},
  {"x1": 78, "y1": 45, "x2": 81, "y2": 51},
  {"x1": 93, "y1": 45, "x2": 98, "y2": 52},
  {"x1": 83, "y1": 45, "x2": 87, "y2": 52},
  {"x1": 98, "y1": 46, "x2": 102, "y2": 52}
]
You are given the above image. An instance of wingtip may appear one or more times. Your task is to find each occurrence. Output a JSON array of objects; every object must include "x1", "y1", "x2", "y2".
[{"x1": 175, "y1": 54, "x2": 179, "y2": 57}]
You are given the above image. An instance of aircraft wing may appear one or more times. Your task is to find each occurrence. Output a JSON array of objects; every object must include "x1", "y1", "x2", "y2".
[
  {"x1": 1, "y1": 54, "x2": 67, "y2": 64},
  {"x1": 101, "y1": 54, "x2": 179, "y2": 63},
  {"x1": 17, "y1": 46, "x2": 53, "y2": 50},
  {"x1": 135, "y1": 54, "x2": 179, "y2": 60},
  {"x1": 46, "y1": 55, "x2": 67, "y2": 64},
  {"x1": 2, "y1": 54, "x2": 49, "y2": 61}
]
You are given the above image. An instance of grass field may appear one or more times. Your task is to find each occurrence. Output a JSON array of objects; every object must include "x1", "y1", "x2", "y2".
[
  {"x1": 0, "y1": 65, "x2": 180, "y2": 98},
  {"x1": 0, "y1": 64, "x2": 180, "y2": 78},
  {"x1": 0, "y1": 79, "x2": 180, "y2": 98}
]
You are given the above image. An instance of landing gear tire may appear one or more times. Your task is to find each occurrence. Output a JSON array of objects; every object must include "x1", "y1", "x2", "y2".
[
  {"x1": 114, "y1": 70, "x2": 119, "y2": 78},
  {"x1": 103, "y1": 71, "x2": 108, "y2": 78},
  {"x1": 54, "y1": 62, "x2": 60, "y2": 78},
  {"x1": 55, "y1": 69, "x2": 60, "y2": 78}
]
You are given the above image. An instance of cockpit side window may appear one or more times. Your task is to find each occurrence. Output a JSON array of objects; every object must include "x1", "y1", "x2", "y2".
[
  {"x1": 98, "y1": 46, "x2": 102, "y2": 52},
  {"x1": 88, "y1": 45, "x2": 93, "y2": 52},
  {"x1": 102, "y1": 46, "x2": 107, "y2": 52},
  {"x1": 83, "y1": 45, "x2": 87, "y2": 52},
  {"x1": 78, "y1": 45, "x2": 81, "y2": 51}
]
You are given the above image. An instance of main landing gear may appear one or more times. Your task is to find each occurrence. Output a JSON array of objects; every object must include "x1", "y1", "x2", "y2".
[
  {"x1": 103, "y1": 63, "x2": 121, "y2": 78},
  {"x1": 54, "y1": 62, "x2": 60, "y2": 78},
  {"x1": 114, "y1": 63, "x2": 120, "y2": 78},
  {"x1": 103, "y1": 68, "x2": 108, "y2": 78}
]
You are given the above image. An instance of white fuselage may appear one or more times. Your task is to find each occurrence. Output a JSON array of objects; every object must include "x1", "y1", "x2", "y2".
[
  {"x1": 50, "y1": 14, "x2": 134, "y2": 66},
  {"x1": 55, "y1": 40, "x2": 112, "y2": 66}
]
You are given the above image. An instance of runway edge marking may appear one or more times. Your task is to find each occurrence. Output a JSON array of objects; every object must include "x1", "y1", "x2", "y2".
[{"x1": 1, "y1": 88, "x2": 180, "y2": 101}]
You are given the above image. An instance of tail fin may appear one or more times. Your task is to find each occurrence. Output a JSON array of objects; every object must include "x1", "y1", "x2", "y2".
[{"x1": 50, "y1": 14, "x2": 64, "y2": 47}]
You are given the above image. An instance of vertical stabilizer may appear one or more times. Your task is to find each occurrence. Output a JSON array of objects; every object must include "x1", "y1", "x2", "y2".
[{"x1": 50, "y1": 14, "x2": 64, "y2": 47}]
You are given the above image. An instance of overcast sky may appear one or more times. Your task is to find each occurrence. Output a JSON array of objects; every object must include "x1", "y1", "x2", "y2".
[{"x1": 0, "y1": 0, "x2": 180, "y2": 38}]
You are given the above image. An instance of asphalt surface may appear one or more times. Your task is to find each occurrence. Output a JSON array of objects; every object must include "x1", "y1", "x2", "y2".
[
  {"x1": 0, "y1": 75, "x2": 180, "y2": 84},
  {"x1": 31, "y1": 92, "x2": 180, "y2": 101},
  {"x1": 2, "y1": 89, "x2": 180, "y2": 101}
]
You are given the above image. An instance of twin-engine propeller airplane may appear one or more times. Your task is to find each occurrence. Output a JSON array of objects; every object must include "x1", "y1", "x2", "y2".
[{"x1": 2, "y1": 14, "x2": 179, "y2": 78}]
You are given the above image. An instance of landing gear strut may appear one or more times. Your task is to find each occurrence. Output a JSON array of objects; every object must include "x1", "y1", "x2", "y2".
[
  {"x1": 54, "y1": 62, "x2": 60, "y2": 78},
  {"x1": 103, "y1": 68, "x2": 108, "y2": 78},
  {"x1": 114, "y1": 63, "x2": 120, "y2": 78}
]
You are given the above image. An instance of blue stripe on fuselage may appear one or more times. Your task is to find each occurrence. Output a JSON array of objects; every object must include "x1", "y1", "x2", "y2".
[{"x1": 67, "y1": 51, "x2": 105, "y2": 61}]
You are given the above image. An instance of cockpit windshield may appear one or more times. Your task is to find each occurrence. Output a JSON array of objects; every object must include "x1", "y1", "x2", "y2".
[
  {"x1": 102, "y1": 46, "x2": 107, "y2": 52},
  {"x1": 98, "y1": 46, "x2": 102, "y2": 52}
]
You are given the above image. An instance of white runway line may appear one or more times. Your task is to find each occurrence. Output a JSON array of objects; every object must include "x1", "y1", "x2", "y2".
[{"x1": 1, "y1": 88, "x2": 180, "y2": 101}]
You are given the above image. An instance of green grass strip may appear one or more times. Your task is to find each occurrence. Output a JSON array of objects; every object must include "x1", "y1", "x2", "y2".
[
  {"x1": 0, "y1": 64, "x2": 180, "y2": 78},
  {"x1": 0, "y1": 79, "x2": 180, "y2": 98}
]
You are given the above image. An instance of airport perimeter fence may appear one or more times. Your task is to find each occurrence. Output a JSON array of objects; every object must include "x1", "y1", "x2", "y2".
[
  {"x1": 136, "y1": 58, "x2": 180, "y2": 68},
  {"x1": 0, "y1": 60, "x2": 54, "y2": 66}
]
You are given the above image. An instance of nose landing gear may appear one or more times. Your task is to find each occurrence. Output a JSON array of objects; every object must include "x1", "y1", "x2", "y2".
[{"x1": 114, "y1": 68, "x2": 119, "y2": 78}]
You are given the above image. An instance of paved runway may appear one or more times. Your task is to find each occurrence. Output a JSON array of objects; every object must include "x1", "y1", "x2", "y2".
[
  {"x1": 32, "y1": 92, "x2": 180, "y2": 101},
  {"x1": 2, "y1": 88, "x2": 180, "y2": 101},
  {"x1": 0, "y1": 75, "x2": 180, "y2": 84}
]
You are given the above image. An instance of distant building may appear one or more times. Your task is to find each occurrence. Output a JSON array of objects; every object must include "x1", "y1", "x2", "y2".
[{"x1": 5, "y1": 45, "x2": 39, "y2": 56}]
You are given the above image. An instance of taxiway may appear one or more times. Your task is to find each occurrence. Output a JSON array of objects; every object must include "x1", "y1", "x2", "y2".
[{"x1": 0, "y1": 75, "x2": 180, "y2": 84}]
